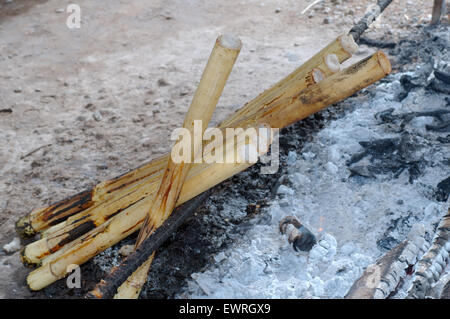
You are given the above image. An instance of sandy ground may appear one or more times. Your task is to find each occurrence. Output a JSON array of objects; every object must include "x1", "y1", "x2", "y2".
[{"x1": 0, "y1": 0, "x2": 437, "y2": 298}]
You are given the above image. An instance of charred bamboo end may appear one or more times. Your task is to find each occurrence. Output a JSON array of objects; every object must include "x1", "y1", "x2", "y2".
[
  {"x1": 279, "y1": 216, "x2": 302, "y2": 233},
  {"x1": 91, "y1": 181, "x2": 108, "y2": 202},
  {"x1": 21, "y1": 239, "x2": 49, "y2": 267},
  {"x1": 16, "y1": 216, "x2": 36, "y2": 238},
  {"x1": 20, "y1": 247, "x2": 42, "y2": 268}
]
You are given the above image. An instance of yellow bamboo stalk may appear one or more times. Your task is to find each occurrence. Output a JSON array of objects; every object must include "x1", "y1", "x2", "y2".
[
  {"x1": 239, "y1": 51, "x2": 391, "y2": 130},
  {"x1": 26, "y1": 51, "x2": 391, "y2": 291}
]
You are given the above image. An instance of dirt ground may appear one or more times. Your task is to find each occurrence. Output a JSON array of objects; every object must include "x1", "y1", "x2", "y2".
[{"x1": 0, "y1": 0, "x2": 438, "y2": 298}]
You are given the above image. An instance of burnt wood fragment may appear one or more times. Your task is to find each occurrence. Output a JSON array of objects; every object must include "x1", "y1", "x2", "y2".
[{"x1": 359, "y1": 37, "x2": 396, "y2": 49}]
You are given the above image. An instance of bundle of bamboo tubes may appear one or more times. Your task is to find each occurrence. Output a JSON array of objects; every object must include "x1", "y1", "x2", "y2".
[
  {"x1": 17, "y1": 27, "x2": 392, "y2": 297},
  {"x1": 18, "y1": 33, "x2": 358, "y2": 266}
]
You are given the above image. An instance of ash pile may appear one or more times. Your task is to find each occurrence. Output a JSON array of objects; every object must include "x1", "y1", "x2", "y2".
[{"x1": 174, "y1": 24, "x2": 449, "y2": 299}]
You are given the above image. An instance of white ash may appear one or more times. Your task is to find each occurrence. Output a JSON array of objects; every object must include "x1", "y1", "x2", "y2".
[
  {"x1": 178, "y1": 71, "x2": 449, "y2": 299},
  {"x1": 2, "y1": 237, "x2": 20, "y2": 254},
  {"x1": 92, "y1": 243, "x2": 124, "y2": 272}
]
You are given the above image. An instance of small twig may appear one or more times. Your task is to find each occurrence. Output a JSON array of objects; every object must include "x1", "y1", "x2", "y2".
[
  {"x1": 301, "y1": 0, "x2": 323, "y2": 15},
  {"x1": 20, "y1": 144, "x2": 52, "y2": 160},
  {"x1": 349, "y1": 0, "x2": 394, "y2": 42}
]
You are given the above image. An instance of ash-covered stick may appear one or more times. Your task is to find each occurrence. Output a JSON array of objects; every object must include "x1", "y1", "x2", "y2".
[
  {"x1": 349, "y1": 0, "x2": 394, "y2": 42},
  {"x1": 87, "y1": 190, "x2": 211, "y2": 299}
]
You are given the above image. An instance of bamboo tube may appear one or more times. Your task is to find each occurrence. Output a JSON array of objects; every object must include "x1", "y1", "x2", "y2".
[
  {"x1": 16, "y1": 190, "x2": 95, "y2": 237},
  {"x1": 26, "y1": 52, "x2": 391, "y2": 291},
  {"x1": 16, "y1": 34, "x2": 355, "y2": 237},
  {"x1": 21, "y1": 55, "x2": 328, "y2": 266}
]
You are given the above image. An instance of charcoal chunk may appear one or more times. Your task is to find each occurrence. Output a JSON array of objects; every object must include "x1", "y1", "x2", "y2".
[{"x1": 435, "y1": 176, "x2": 450, "y2": 202}]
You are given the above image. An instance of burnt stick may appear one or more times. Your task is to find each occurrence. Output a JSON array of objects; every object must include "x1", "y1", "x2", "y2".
[{"x1": 349, "y1": 0, "x2": 394, "y2": 42}]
